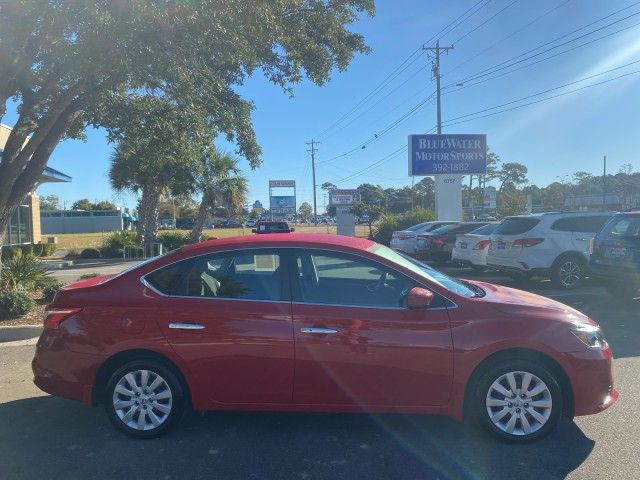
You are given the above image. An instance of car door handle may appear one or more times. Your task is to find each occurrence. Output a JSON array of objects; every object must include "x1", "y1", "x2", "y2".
[
  {"x1": 169, "y1": 323, "x2": 205, "y2": 330},
  {"x1": 300, "y1": 327, "x2": 337, "y2": 334},
  {"x1": 575, "y1": 238, "x2": 588, "y2": 242}
]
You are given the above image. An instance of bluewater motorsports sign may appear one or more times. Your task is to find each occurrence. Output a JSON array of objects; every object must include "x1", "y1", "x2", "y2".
[
  {"x1": 408, "y1": 134, "x2": 487, "y2": 175},
  {"x1": 270, "y1": 195, "x2": 296, "y2": 214}
]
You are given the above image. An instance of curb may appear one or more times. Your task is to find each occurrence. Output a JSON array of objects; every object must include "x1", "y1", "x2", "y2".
[{"x1": 0, "y1": 325, "x2": 43, "y2": 343}]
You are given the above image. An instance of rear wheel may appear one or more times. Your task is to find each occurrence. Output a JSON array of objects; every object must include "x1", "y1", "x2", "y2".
[
  {"x1": 471, "y1": 360, "x2": 563, "y2": 443},
  {"x1": 552, "y1": 255, "x2": 585, "y2": 289},
  {"x1": 104, "y1": 360, "x2": 186, "y2": 438}
]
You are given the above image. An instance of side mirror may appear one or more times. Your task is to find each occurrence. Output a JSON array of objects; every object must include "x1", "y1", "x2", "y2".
[
  {"x1": 289, "y1": 228, "x2": 295, "y2": 232},
  {"x1": 407, "y1": 287, "x2": 434, "y2": 309},
  {"x1": 251, "y1": 229, "x2": 257, "y2": 233}
]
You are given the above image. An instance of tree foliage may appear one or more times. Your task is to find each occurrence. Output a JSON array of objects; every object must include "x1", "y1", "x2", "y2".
[{"x1": 298, "y1": 202, "x2": 313, "y2": 221}]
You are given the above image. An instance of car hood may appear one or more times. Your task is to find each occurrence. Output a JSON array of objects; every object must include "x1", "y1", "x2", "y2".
[{"x1": 466, "y1": 279, "x2": 596, "y2": 326}]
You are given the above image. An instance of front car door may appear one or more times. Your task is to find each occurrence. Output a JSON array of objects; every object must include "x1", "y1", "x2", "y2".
[
  {"x1": 144, "y1": 248, "x2": 294, "y2": 405},
  {"x1": 289, "y1": 249, "x2": 453, "y2": 407}
]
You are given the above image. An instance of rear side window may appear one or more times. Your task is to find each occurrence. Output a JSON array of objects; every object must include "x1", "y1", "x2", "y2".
[
  {"x1": 493, "y1": 217, "x2": 540, "y2": 235},
  {"x1": 145, "y1": 263, "x2": 184, "y2": 295},
  {"x1": 551, "y1": 215, "x2": 611, "y2": 233},
  {"x1": 604, "y1": 216, "x2": 640, "y2": 237}
]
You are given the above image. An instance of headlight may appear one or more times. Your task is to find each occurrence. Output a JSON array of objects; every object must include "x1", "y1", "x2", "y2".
[{"x1": 570, "y1": 324, "x2": 608, "y2": 349}]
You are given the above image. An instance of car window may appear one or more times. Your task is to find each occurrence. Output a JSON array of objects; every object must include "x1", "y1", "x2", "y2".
[
  {"x1": 429, "y1": 223, "x2": 461, "y2": 234},
  {"x1": 470, "y1": 223, "x2": 497, "y2": 235},
  {"x1": 551, "y1": 215, "x2": 610, "y2": 233},
  {"x1": 605, "y1": 216, "x2": 640, "y2": 237},
  {"x1": 148, "y1": 250, "x2": 287, "y2": 301},
  {"x1": 493, "y1": 217, "x2": 540, "y2": 235},
  {"x1": 294, "y1": 251, "x2": 414, "y2": 307},
  {"x1": 407, "y1": 222, "x2": 429, "y2": 232}
]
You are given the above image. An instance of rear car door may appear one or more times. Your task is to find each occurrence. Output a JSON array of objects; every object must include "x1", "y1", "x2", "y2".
[
  {"x1": 290, "y1": 249, "x2": 453, "y2": 407},
  {"x1": 145, "y1": 248, "x2": 294, "y2": 405}
]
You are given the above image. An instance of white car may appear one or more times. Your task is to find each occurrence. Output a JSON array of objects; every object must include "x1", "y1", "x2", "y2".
[
  {"x1": 486, "y1": 212, "x2": 614, "y2": 288},
  {"x1": 451, "y1": 223, "x2": 499, "y2": 270},
  {"x1": 390, "y1": 221, "x2": 459, "y2": 255}
]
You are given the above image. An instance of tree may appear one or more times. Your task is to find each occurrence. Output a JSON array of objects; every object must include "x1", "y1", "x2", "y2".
[
  {"x1": 497, "y1": 189, "x2": 527, "y2": 217},
  {"x1": 72, "y1": 199, "x2": 93, "y2": 211},
  {"x1": 497, "y1": 162, "x2": 528, "y2": 190},
  {"x1": 0, "y1": 0, "x2": 374, "y2": 258},
  {"x1": 92, "y1": 200, "x2": 118, "y2": 211},
  {"x1": 298, "y1": 202, "x2": 313, "y2": 221},
  {"x1": 351, "y1": 202, "x2": 383, "y2": 238},
  {"x1": 321, "y1": 182, "x2": 337, "y2": 192},
  {"x1": 39, "y1": 194, "x2": 60, "y2": 211},
  {"x1": 190, "y1": 149, "x2": 248, "y2": 243}
]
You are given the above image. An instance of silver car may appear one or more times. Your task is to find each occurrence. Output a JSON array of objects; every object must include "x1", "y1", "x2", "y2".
[{"x1": 390, "y1": 221, "x2": 459, "y2": 255}]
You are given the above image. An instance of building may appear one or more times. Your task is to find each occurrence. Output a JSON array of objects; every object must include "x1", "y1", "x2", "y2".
[
  {"x1": 1, "y1": 123, "x2": 72, "y2": 247},
  {"x1": 40, "y1": 209, "x2": 137, "y2": 234}
]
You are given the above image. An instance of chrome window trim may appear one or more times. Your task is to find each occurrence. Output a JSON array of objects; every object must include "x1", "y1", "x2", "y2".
[{"x1": 139, "y1": 245, "x2": 459, "y2": 309}]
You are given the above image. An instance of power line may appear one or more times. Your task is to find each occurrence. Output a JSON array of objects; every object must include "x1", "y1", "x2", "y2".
[
  {"x1": 444, "y1": 2, "x2": 640, "y2": 88},
  {"x1": 433, "y1": 0, "x2": 493, "y2": 43},
  {"x1": 450, "y1": 0, "x2": 521, "y2": 45},
  {"x1": 442, "y1": 67, "x2": 640, "y2": 127}
]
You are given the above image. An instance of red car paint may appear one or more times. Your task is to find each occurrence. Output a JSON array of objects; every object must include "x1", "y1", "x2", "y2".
[{"x1": 33, "y1": 233, "x2": 617, "y2": 420}]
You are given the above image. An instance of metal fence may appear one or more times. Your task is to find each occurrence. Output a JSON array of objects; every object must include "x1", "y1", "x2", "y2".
[{"x1": 123, "y1": 242, "x2": 163, "y2": 261}]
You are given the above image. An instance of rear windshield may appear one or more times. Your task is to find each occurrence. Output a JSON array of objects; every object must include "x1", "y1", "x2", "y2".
[
  {"x1": 493, "y1": 217, "x2": 540, "y2": 235},
  {"x1": 602, "y1": 215, "x2": 640, "y2": 238},
  {"x1": 470, "y1": 223, "x2": 498, "y2": 235}
]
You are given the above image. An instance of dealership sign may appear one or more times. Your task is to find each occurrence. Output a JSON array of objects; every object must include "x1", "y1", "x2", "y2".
[
  {"x1": 329, "y1": 189, "x2": 360, "y2": 206},
  {"x1": 269, "y1": 179, "x2": 295, "y2": 187},
  {"x1": 408, "y1": 134, "x2": 487, "y2": 176}
]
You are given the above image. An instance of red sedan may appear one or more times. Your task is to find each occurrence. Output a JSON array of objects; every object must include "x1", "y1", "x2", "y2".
[{"x1": 32, "y1": 234, "x2": 617, "y2": 441}]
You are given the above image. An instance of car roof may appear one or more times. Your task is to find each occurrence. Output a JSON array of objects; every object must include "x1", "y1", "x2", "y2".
[
  {"x1": 180, "y1": 233, "x2": 375, "y2": 254},
  {"x1": 505, "y1": 211, "x2": 615, "y2": 219}
]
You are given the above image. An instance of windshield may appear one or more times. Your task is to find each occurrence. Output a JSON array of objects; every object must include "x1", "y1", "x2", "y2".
[
  {"x1": 370, "y1": 244, "x2": 477, "y2": 298},
  {"x1": 493, "y1": 217, "x2": 540, "y2": 235}
]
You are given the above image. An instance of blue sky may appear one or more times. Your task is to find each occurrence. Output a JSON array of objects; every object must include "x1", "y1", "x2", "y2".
[{"x1": 5, "y1": 0, "x2": 640, "y2": 211}]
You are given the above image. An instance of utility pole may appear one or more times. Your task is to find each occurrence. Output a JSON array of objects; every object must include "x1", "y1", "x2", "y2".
[
  {"x1": 423, "y1": 40, "x2": 454, "y2": 134},
  {"x1": 602, "y1": 155, "x2": 607, "y2": 207},
  {"x1": 306, "y1": 139, "x2": 319, "y2": 225},
  {"x1": 423, "y1": 40, "x2": 455, "y2": 220}
]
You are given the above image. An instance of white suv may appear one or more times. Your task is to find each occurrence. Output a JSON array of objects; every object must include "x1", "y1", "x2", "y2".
[{"x1": 486, "y1": 212, "x2": 614, "y2": 288}]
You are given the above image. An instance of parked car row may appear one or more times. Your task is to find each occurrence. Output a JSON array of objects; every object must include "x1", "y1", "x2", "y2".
[{"x1": 391, "y1": 210, "x2": 640, "y2": 295}]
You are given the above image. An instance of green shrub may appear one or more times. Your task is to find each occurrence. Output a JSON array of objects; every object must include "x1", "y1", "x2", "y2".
[
  {"x1": 157, "y1": 231, "x2": 189, "y2": 251},
  {"x1": 372, "y1": 208, "x2": 435, "y2": 246},
  {"x1": 79, "y1": 248, "x2": 102, "y2": 259},
  {"x1": 79, "y1": 272, "x2": 101, "y2": 280},
  {"x1": 0, "y1": 255, "x2": 48, "y2": 291},
  {"x1": 10, "y1": 247, "x2": 23, "y2": 259},
  {"x1": 41, "y1": 243, "x2": 57, "y2": 256},
  {"x1": 32, "y1": 244, "x2": 44, "y2": 257},
  {"x1": 41, "y1": 279, "x2": 64, "y2": 302},
  {"x1": 20, "y1": 244, "x2": 34, "y2": 257},
  {"x1": 0, "y1": 290, "x2": 36, "y2": 317},
  {"x1": 102, "y1": 230, "x2": 138, "y2": 257}
]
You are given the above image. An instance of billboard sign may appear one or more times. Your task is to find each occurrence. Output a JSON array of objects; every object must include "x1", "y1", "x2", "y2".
[
  {"x1": 408, "y1": 134, "x2": 486, "y2": 175},
  {"x1": 270, "y1": 195, "x2": 296, "y2": 214},
  {"x1": 269, "y1": 180, "x2": 295, "y2": 188},
  {"x1": 329, "y1": 189, "x2": 360, "y2": 206}
]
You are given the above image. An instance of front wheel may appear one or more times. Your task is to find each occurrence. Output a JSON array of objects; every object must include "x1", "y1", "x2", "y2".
[
  {"x1": 552, "y1": 255, "x2": 585, "y2": 289},
  {"x1": 104, "y1": 360, "x2": 186, "y2": 438},
  {"x1": 471, "y1": 360, "x2": 563, "y2": 443}
]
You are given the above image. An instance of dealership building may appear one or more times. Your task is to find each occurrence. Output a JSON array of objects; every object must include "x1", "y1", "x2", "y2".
[{"x1": 1, "y1": 123, "x2": 72, "y2": 247}]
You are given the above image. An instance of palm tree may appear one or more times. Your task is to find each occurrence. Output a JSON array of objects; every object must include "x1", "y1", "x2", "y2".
[{"x1": 190, "y1": 149, "x2": 248, "y2": 243}]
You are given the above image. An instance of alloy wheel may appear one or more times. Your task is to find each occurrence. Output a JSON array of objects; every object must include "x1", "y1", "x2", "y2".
[
  {"x1": 112, "y1": 369, "x2": 173, "y2": 431},
  {"x1": 485, "y1": 371, "x2": 552, "y2": 436},
  {"x1": 558, "y1": 260, "x2": 582, "y2": 288}
]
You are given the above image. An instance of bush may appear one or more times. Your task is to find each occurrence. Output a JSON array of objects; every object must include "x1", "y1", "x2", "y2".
[
  {"x1": 0, "y1": 255, "x2": 48, "y2": 291},
  {"x1": 102, "y1": 230, "x2": 138, "y2": 257},
  {"x1": 157, "y1": 231, "x2": 189, "y2": 251},
  {"x1": 32, "y1": 244, "x2": 44, "y2": 257},
  {"x1": 79, "y1": 272, "x2": 101, "y2": 280},
  {"x1": 79, "y1": 248, "x2": 102, "y2": 259},
  {"x1": 20, "y1": 244, "x2": 34, "y2": 257},
  {"x1": 2, "y1": 246, "x2": 24, "y2": 260},
  {"x1": 41, "y1": 243, "x2": 57, "y2": 256},
  {"x1": 0, "y1": 290, "x2": 36, "y2": 317},
  {"x1": 41, "y1": 279, "x2": 64, "y2": 302},
  {"x1": 372, "y1": 208, "x2": 435, "y2": 246}
]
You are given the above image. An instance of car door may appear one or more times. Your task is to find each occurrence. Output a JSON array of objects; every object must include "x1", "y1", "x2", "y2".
[
  {"x1": 289, "y1": 249, "x2": 453, "y2": 407},
  {"x1": 146, "y1": 248, "x2": 294, "y2": 405}
]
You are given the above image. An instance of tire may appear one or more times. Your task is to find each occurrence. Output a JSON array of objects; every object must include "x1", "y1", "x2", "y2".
[
  {"x1": 470, "y1": 359, "x2": 563, "y2": 443},
  {"x1": 104, "y1": 360, "x2": 186, "y2": 438},
  {"x1": 551, "y1": 255, "x2": 586, "y2": 289}
]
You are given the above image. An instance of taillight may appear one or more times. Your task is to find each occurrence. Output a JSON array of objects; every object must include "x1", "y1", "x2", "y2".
[
  {"x1": 474, "y1": 239, "x2": 491, "y2": 250},
  {"x1": 398, "y1": 234, "x2": 414, "y2": 240},
  {"x1": 430, "y1": 236, "x2": 446, "y2": 245},
  {"x1": 512, "y1": 238, "x2": 545, "y2": 248},
  {"x1": 43, "y1": 307, "x2": 82, "y2": 329}
]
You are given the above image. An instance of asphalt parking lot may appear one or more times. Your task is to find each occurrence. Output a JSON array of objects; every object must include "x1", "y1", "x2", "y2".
[{"x1": 1, "y1": 263, "x2": 639, "y2": 480}]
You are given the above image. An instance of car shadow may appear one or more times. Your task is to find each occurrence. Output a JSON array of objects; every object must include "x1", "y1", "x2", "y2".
[{"x1": 0, "y1": 396, "x2": 594, "y2": 480}]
